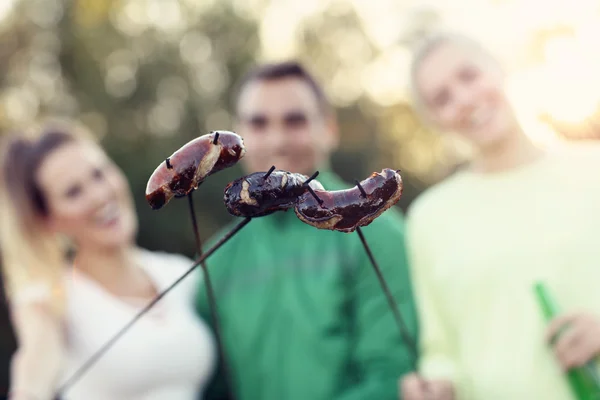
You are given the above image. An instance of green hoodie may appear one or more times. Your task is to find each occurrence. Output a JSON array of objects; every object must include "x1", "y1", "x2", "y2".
[{"x1": 196, "y1": 170, "x2": 418, "y2": 400}]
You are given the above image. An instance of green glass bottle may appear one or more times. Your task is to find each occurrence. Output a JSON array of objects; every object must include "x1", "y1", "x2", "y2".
[{"x1": 533, "y1": 281, "x2": 600, "y2": 400}]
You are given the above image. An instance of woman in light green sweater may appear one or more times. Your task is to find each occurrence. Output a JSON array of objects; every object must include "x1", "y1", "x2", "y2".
[{"x1": 400, "y1": 32, "x2": 600, "y2": 400}]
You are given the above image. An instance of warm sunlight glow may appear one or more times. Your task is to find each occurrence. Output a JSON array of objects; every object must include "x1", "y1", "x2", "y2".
[
  {"x1": 255, "y1": 0, "x2": 600, "y2": 125},
  {"x1": 351, "y1": 0, "x2": 406, "y2": 50},
  {"x1": 362, "y1": 46, "x2": 411, "y2": 106},
  {"x1": 0, "y1": 0, "x2": 16, "y2": 24},
  {"x1": 537, "y1": 33, "x2": 600, "y2": 124},
  {"x1": 506, "y1": 69, "x2": 560, "y2": 147},
  {"x1": 258, "y1": 0, "x2": 328, "y2": 60},
  {"x1": 505, "y1": 8, "x2": 600, "y2": 143}
]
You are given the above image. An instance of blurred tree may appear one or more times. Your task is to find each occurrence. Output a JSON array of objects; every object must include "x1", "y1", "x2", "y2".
[
  {"x1": 0, "y1": 0, "x2": 598, "y2": 396},
  {"x1": 0, "y1": 0, "x2": 450, "y2": 262},
  {"x1": 0, "y1": 0, "x2": 260, "y2": 256},
  {"x1": 293, "y1": 2, "x2": 457, "y2": 210}
]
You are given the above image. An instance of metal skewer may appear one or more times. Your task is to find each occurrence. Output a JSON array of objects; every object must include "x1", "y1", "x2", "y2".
[
  {"x1": 56, "y1": 216, "x2": 252, "y2": 396},
  {"x1": 187, "y1": 190, "x2": 236, "y2": 400},
  {"x1": 263, "y1": 165, "x2": 276, "y2": 180},
  {"x1": 352, "y1": 178, "x2": 436, "y2": 397},
  {"x1": 355, "y1": 226, "x2": 433, "y2": 400},
  {"x1": 302, "y1": 174, "x2": 419, "y2": 369},
  {"x1": 352, "y1": 179, "x2": 418, "y2": 368},
  {"x1": 355, "y1": 226, "x2": 418, "y2": 368}
]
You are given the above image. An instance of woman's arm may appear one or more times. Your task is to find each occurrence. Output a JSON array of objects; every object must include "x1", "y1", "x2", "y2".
[{"x1": 8, "y1": 292, "x2": 65, "y2": 400}]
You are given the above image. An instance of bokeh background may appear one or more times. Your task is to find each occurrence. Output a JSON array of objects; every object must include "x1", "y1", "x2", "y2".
[
  {"x1": 0, "y1": 0, "x2": 599, "y2": 257},
  {"x1": 1, "y1": 0, "x2": 600, "y2": 395}
]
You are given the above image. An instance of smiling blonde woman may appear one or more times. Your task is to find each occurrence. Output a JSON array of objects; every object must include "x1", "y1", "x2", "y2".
[{"x1": 0, "y1": 120, "x2": 216, "y2": 400}]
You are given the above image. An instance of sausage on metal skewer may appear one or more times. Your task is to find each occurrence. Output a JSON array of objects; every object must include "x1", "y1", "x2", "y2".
[
  {"x1": 144, "y1": 130, "x2": 246, "y2": 400},
  {"x1": 291, "y1": 169, "x2": 418, "y2": 369},
  {"x1": 294, "y1": 168, "x2": 403, "y2": 233},
  {"x1": 145, "y1": 131, "x2": 246, "y2": 210},
  {"x1": 224, "y1": 168, "x2": 324, "y2": 218}
]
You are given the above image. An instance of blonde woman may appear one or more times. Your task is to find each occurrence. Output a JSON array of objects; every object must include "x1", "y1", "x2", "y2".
[
  {"x1": 400, "y1": 32, "x2": 600, "y2": 399},
  {"x1": 0, "y1": 121, "x2": 216, "y2": 400}
]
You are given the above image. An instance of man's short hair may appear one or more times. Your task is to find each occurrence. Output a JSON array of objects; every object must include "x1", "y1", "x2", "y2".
[{"x1": 234, "y1": 61, "x2": 331, "y2": 115}]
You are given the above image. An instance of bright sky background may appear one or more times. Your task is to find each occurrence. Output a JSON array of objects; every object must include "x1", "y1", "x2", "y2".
[
  {"x1": 0, "y1": 0, "x2": 15, "y2": 24},
  {"x1": 1, "y1": 0, "x2": 599, "y2": 144},
  {"x1": 256, "y1": 0, "x2": 600, "y2": 144}
]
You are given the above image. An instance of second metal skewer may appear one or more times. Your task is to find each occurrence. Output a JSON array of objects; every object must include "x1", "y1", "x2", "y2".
[
  {"x1": 302, "y1": 175, "x2": 419, "y2": 369},
  {"x1": 355, "y1": 226, "x2": 418, "y2": 369},
  {"x1": 352, "y1": 179, "x2": 418, "y2": 368},
  {"x1": 187, "y1": 191, "x2": 237, "y2": 400}
]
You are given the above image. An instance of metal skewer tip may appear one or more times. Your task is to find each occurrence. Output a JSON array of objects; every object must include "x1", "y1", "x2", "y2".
[
  {"x1": 354, "y1": 180, "x2": 367, "y2": 198},
  {"x1": 306, "y1": 185, "x2": 324, "y2": 206},
  {"x1": 303, "y1": 170, "x2": 320, "y2": 186},
  {"x1": 263, "y1": 166, "x2": 276, "y2": 180}
]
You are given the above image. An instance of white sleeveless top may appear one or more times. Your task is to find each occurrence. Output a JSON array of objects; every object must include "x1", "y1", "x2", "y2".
[{"x1": 17, "y1": 249, "x2": 216, "y2": 400}]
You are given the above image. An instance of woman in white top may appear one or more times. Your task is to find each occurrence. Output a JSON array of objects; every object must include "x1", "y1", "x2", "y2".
[{"x1": 0, "y1": 120, "x2": 216, "y2": 400}]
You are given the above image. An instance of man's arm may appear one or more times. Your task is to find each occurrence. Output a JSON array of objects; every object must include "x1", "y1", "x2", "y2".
[{"x1": 335, "y1": 210, "x2": 420, "y2": 400}]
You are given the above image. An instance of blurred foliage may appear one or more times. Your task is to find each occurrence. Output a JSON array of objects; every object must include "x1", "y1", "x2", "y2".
[
  {"x1": 0, "y1": 0, "x2": 597, "y2": 393},
  {"x1": 0, "y1": 0, "x2": 460, "y2": 259},
  {"x1": 294, "y1": 2, "x2": 467, "y2": 206}
]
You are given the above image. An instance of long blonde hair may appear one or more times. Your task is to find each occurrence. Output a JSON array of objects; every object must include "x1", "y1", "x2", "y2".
[{"x1": 0, "y1": 120, "x2": 94, "y2": 315}]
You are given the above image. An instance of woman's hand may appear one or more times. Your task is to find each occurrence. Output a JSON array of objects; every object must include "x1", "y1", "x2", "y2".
[
  {"x1": 546, "y1": 312, "x2": 600, "y2": 370},
  {"x1": 400, "y1": 373, "x2": 455, "y2": 400}
]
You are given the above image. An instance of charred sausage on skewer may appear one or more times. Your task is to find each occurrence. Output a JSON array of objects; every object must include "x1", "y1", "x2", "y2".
[
  {"x1": 294, "y1": 168, "x2": 403, "y2": 233},
  {"x1": 224, "y1": 169, "x2": 324, "y2": 218},
  {"x1": 146, "y1": 131, "x2": 246, "y2": 210},
  {"x1": 222, "y1": 168, "x2": 403, "y2": 232}
]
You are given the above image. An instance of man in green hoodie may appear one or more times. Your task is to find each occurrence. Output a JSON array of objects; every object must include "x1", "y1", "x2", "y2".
[{"x1": 196, "y1": 61, "x2": 418, "y2": 400}]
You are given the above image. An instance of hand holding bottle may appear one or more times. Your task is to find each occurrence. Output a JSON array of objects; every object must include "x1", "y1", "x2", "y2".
[
  {"x1": 534, "y1": 282, "x2": 600, "y2": 400},
  {"x1": 546, "y1": 312, "x2": 600, "y2": 371}
]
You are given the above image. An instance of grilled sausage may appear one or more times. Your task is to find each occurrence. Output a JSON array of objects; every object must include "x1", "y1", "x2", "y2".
[
  {"x1": 224, "y1": 169, "x2": 324, "y2": 218},
  {"x1": 294, "y1": 168, "x2": 403, "y2": 233},
  {"x1": 146, "y1": 131, "x2": 245, "y2": 209}
]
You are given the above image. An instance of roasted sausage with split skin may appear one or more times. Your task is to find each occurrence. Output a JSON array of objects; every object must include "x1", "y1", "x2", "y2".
[
  {"x1": 224, "y1": 170, "x2": 324, "y2": 218},
  {"x1": 146, "y1": 131, "x2": 246, "y2": 210},
  {"x1": 294, "y1": 168, "x2": 403, "y2": 233}
]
